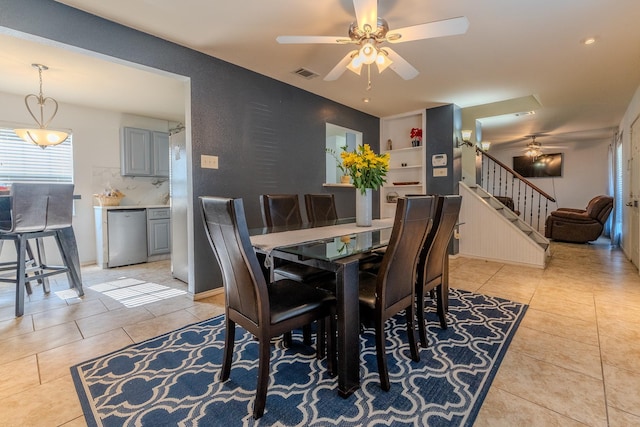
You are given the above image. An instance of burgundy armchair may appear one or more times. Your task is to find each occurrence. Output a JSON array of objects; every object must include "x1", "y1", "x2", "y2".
[{"x1": 545, "y1": 195, "x2": 613, "y2": 243}]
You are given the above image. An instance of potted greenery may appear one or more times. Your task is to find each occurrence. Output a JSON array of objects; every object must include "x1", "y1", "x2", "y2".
[{"x1": 326, "y1": 146, "x2": 351, "y2": 184}]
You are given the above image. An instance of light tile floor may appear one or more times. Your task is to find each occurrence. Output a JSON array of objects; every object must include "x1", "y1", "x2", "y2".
[{"x1": 0, "y1": 239, "x2": 639, "y2": 426}]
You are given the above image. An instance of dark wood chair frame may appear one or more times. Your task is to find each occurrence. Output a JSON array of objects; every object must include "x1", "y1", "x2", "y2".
[
  {"x1": 200, "y1": 196, "x2": 336, "y2": 419},
  {"x1": 358, "y1": 196, "x2": 433, "y2": 391}
]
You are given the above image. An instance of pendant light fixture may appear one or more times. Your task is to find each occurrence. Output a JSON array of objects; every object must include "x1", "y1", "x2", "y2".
[{"x1": 14, "y1": 64, "x2": 69, "y2": 149}]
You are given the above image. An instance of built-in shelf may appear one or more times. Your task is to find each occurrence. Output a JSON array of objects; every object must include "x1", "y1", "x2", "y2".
[
  {"x1": 380, "y1": 109, "x2": 427, "y2": 219},
  {"x1": 383, "y1": 146, "x2": 423, "y2": 154},
  {"x1": 322, "y1": 183, "x2": 355, "y2": 188},
  {"x1": 389, "y1": 165, "x2": 421, "y2": 171}
]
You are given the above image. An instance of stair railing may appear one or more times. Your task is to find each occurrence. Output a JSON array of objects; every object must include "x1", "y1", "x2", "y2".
[{"x1": 477, "y1": 148, "x2": 557, "y2": 231}]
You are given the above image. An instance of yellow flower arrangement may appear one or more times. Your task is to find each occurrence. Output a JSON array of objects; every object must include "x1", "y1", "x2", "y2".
[{"x1": 341, "y1": 144, "x2": 390, "y2": 194}]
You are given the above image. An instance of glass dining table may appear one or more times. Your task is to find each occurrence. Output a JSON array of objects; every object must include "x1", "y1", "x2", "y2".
[{"x1": 250, "y1": 218, "x2": 393, "y2": 397}]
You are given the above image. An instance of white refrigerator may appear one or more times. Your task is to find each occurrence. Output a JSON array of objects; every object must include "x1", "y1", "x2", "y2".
[{"x1": 169, "y1": 126, "x2": 189, "y2": 283}]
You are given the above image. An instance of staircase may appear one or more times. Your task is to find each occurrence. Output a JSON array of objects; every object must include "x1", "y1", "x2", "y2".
[{"x1": 459, "y1": 182, "x2": 551, "y2": 269}]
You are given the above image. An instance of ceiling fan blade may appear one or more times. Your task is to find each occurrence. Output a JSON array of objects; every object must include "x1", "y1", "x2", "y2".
[
  {"x1": 382, "y1": 48, "x2": 419, "y2": 80},
  {"x1": 353, "y1": 0, "x2": 378, "y2": 32},
  {"x1": 276, "y1": 35, "x2": 351, "y2": 44},
  {"x1": 387, "y1": 16, "x2": 469, "y2": 43},
  {"x1": 324, "y1": 50, "x2": 358, "y2": 81}
]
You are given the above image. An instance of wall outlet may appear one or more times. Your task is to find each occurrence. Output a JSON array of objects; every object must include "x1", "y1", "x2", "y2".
[{"x1": 201, "y1": 155, "x2": 218, "y2": 169}]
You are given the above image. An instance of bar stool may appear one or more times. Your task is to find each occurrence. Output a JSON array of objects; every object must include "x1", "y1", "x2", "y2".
[{"x1": 0, "y1": 183, "x2": 84, "y2": 317}]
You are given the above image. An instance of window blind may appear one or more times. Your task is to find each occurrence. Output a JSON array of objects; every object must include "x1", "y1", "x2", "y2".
[{"x1": 0, "y1": 127, "x2": 73, "y2": 184}]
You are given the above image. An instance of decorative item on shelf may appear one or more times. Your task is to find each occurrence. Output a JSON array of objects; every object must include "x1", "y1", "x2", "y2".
[
  {"x1": 14, "y1": 64, "x2": 69, "y2": 148},
  {"x1": 341, "y1": 144, "x2": 389, "y2": 226},
  {"x1": 386, "y1": 191, "x2": 399, "y2": 203},
  {"x1": 93, "y1": 188, "x2": 125, "y2": 207},
  {"x1": 410, "y1": 127, "x2": 422, "y2": 147},
  {"x1": 326, "y1": 146, "x2": 350, "y2": 184},
  {"x1": 387, "y1": 139, "x2": 393, "y2": 150}
]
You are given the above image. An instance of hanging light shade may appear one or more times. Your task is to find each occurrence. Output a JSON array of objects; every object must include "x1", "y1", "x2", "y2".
[
  {"x1": 14, "y1": 64, "x2": 68, "y2": 149},
  {"x1": 358, "y1": 40, "x2": 378, "y2": 65}
]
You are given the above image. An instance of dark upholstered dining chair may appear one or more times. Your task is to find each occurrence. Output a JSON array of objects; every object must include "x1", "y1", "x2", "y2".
[
  {"x1": 304, "y1": 193, "x2": 338, "y2": 223},
  {"x1": 259, "y1": 194, "x2": 329, "y2": 283},
  {"x1": 0, "y1": 183, "x2": 83, "y2": 317},
  {"x1": 415, "y1": 195, "x2": 462, "y2": 348},
  {"x1": 358, "y1": 196, "x2": 433, "y2": 391},
  {"x1": 260, "y1": 194, "x2": 304, "y2": 228},
  {"x1": 259, "y1": 194, "x2": 333, "y2": 347},
  {"x1": 200, "y1": 196, "x2": 336, "y2": 419}
]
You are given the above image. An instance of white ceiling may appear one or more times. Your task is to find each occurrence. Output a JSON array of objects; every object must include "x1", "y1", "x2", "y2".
[{"x1": 3, "y1": 0, "x2": 640, "y2": 148}]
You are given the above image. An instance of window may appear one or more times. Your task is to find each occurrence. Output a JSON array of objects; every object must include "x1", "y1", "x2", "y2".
[{"x1": 0, "y1": 127, "x2": 73, "y2": 184}]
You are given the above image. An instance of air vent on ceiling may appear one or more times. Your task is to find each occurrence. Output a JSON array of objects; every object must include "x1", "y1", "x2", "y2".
[{"x1": 292, "y1": 67, "x2": 320, "y2": 80}]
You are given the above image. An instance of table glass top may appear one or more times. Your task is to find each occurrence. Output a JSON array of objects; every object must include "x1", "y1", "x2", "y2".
[
  {"x1": 275, "y1": 228, "x2": 392, "y2": 261},
  {"x1": 248, "y1": 217, "x2": 356, "y2": 236}
]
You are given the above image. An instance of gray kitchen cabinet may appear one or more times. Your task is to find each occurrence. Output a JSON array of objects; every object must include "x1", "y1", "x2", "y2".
[
  {"x1": 121, "y1": 127, "x2": 169, "y2": 177},
  {"x1": 147, "y1": 207, "x2": 171, "y2": 256}
]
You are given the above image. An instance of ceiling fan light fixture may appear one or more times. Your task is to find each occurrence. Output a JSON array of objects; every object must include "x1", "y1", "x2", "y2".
[
  {"x1": 347, "y1": 55, "x2": 363, "y2": 75},
  {"x1": 359, "y1": 40, "x2": 378, "y2": 65},
  {"x1": 375, "y1": 50, "x2": 392, "y2": 72}
]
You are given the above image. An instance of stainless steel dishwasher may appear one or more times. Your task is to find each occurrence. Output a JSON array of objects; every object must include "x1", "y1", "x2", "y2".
[{"x1": 107, "y1": 209, "x2": 148, "y2": 267}]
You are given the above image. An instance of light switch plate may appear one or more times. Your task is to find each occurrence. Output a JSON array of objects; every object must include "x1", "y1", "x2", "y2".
[
  {"x1": 433, "y1": 167, "x2": 447, "y2": 177},
  {"x1": 201, "y1": 155, "x2": 218, "y2": 169}
]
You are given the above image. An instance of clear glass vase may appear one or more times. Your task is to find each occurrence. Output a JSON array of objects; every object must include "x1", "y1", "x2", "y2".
[{"x1": 355, "y1": 188, "x2": 372, "y2": 227}]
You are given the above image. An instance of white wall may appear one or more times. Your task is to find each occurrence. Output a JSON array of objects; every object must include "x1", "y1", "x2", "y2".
[
  {"x1": 617, "y1": 85, "x2": 640, "y2": 258},
  {"x1": 488, "y1": 138, "x2": 611, "y2": 211},
  {"x1": 0, "y1": 91, "x2": 173, "y2": 265}
]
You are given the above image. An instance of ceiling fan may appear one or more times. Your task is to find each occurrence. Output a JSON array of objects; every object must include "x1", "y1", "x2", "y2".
[
  {"x1": 276, "y1": 0, "x2": 469, "y2": 86},
  {"x1": 522, "y1": 135, "x2": 564, "y2": 158}
]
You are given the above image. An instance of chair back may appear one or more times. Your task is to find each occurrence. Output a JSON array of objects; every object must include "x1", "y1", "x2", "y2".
[
  {"x1": 260, "y1": 194, "x2": 303, "y2": 227},
  {"x1": 422, "y1": 195, "x2": 462, "y2": 286},
  {"x1": 376, "y1": 196, "x2": 433, "y2": 314},
  {"x1": 585, "y1": 195, "x2": 614, "y2": 224},
  {"x1": 3, "y1": 183, "x2": 74, "y2": 233},
  {"x1": 304, "y1": 194, "x2": 338, "y2": 223},
  {"x1": 200, "y1": 197, "x2": 268, "y2": 327}
]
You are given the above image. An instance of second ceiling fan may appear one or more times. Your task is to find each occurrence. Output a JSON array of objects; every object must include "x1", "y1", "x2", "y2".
[{"x1": 276, "y1": 0, "x2": 469, "y2": 85}]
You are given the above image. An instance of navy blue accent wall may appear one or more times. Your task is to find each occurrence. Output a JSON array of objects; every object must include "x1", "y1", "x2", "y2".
[
  {"x1": 1, "y1": 0, "x2": 380, "y2": 293},
  {"x1": 425, "y1": 104, "x2": 462, "y2": 254},
  {"x1": 425, "y1": 104, "x2": 462, "y2": 195}
]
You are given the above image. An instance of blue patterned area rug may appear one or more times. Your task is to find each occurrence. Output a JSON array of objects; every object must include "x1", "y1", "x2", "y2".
[{"x1": 71, "y1": 289, "x2": 527, "y2": 426}]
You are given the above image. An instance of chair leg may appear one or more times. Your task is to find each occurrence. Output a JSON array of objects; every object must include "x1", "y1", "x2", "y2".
[
  {"x1": 326, "y1": 313, "x2": 337, "y2": 377},
  {"x1": 435, "y1": 285, "x2": 447, "y2": 330},
  {"x1": 303, "y1": 324, "x2": 313, "y2": 345},
  {"x1": 33, "y1": 238, "x2": 50, "y2": 294},
  {"x1": 375, "y1": 317, "x2": 390, "y2": 391},
  {"x1": 56, "y1": 228, "x2": 84, "y2": 296},
  {"x1": 14, "y1": 236, "x2": 27, "y2": 317},
  {"x1": 317, "y1": 320, "x2": 326, "y2": 359},
  {"x1": 406, "y1": 304, "x2": 420, "y2": 362},
  {"x1": 416, "y1": 288, "x2": 428, "y2": 348},
  {"x1": 283, "y1": 331, "x2": 293, "y2": 347},
  {"x1": 253, "y1": 336, "x2": 271, "y2": 419},
  {"x1": 220, "y1": 319, "x2": 236, "y2": 382}
]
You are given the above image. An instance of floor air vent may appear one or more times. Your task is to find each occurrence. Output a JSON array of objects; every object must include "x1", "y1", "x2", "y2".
[{"x1": 292, "y1": 67, "x2": 319, "y2": 79}]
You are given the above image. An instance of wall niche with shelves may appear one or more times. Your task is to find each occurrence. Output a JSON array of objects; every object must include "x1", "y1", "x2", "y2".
[{"x1": 380, "y1": 110, "x2": 426, "y2": 218}]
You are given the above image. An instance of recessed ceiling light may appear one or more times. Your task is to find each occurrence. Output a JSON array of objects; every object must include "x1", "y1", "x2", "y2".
[
  {"x1": 363, "y1": 97, "x2": 371, "y2": 103},
  {"x1": 582, "y1": 37, "x2": 597, "y2": 45}
]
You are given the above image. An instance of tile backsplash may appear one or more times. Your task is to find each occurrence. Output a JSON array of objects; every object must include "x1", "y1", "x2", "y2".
[{"x1": 93, "y1": 167, "x2": 169, "y2": 206}]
